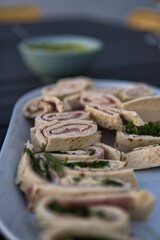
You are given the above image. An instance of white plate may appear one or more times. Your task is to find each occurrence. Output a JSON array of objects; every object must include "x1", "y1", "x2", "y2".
[{"x1": 0, "y1": 79, "x2": 160, "y2": 240}]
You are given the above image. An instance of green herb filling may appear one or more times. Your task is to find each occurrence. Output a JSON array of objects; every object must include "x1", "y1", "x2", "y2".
[{"x1": 126, "y1": 121, "x2": 160, "y2": 136}]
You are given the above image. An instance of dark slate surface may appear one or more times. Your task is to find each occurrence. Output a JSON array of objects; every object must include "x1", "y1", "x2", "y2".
[{"x1": 1, "y1": 18, "x2": 160, "y2": 240}]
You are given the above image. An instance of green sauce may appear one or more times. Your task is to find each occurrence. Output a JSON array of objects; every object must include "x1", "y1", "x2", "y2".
[{"x1": 25, "y1": 42, "x2": 87, "y2": 52}]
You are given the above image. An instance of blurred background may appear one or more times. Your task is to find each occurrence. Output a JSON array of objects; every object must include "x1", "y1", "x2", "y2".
[{"x1": 1, "y1": 0, "x2": 157, "y2": 22}]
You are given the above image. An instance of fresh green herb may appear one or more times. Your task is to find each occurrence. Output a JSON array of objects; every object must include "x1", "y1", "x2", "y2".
[
  {"x1": 126, "y1": 121, "x2": 160, "y2": 136},
  {"x1": 24, "y1": 148, "x2": 45, "y2": 176},
  {"x1": 88, "y1": 150, "x2": 96, "y2": 156},
  {"x1": 101, "y1": 179, "x2": 123, "y2": 187},
  {"x1": 51, "y1": 151, "x2": 70, "y2": 154},
  {"x1": 63, "y1": 157, "x2": 68, "y2": 165},
  {"x1": 153, "y1": 143, "x2": 160, "y2": 147},
  {"x1": 24, "y1": 148, "x2": 64, "y2": 181},
  {"x1": 49, "y1": 201, "x2": 113, "y2": 221},
  {"x1": 44, "y1": 153, "x2": 64, "y2": 175},
  {"x1": 28, "y1": 109, "x2": 39, "y2": 115},
  {"x1": 63, "y1": 160, "x2": 110, "y2": 169},
  {"x1": 73, "y1": 177, "x2": 81, "y2": 182},
  {"x1": 49, "y1": 201, "x2": 90, "y2": 217},
  {"x1": 89, "y1": 160, "x2": 110, "y2": 168}
]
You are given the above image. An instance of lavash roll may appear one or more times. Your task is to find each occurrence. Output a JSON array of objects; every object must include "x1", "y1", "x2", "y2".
[
  {"x1": 35, "y1": 196, "x2": 130, "y2": 233},
  {"x1": 23, "y1": 96, "x2": 64, "y2": 119},
  {"x1": 63, "y1": 159, "x2": 125, "y2": 175},
  {"x1": 35, "y1": 143, "x2": 120, "y2": 162},
  {"x1": 119, "y1": 95, "x2": 160, "y2": 123},
  {"x1": 122, "y1": 144, "x2": 160, "y2": 169},
  {"x1": 85, "y1": 105, "x2": 144, "y2": 130},
  {"x1": 79, "y1": 91, "x2": 121, "y2": 109},
  {"x1": 118, "y1": 83, "x2": 153, "y2": 102},
  {"x1": 40, "y1": 225, "x2": 131, "y2": 240},
  {"x1": 35, "y1": 111, "x2": 90, "y2": 127},
  {"x1": 64, "y1": 167, "x2": 139, "y2": 190},
  {"x1": 29, "y1": 185, "x2": 154, "y2": 220},
  {"x1": 15, "y1": 149, "x2": 60, "y2": 193},
  {"x1": 115, "y1": 130, "x2": 160, "y2": 153},
  {"x1": 63, "y1": 94, "x2": 81, "y2": 111},
  {"x1": 39, "y1": 145, "x2": 105, "y2": 162},
  {"x1": 94, "y1": 142, "x2": 122, "y2": 160},
  {"x1": 90, "y1": 86, "x2": 121, "y2": 96},
  {"x1": 31, "y1": 120, "x2": 101, "y2": 151},
  {"x1": 42, "y1": 76, "x2": 93, "y2": 99}
]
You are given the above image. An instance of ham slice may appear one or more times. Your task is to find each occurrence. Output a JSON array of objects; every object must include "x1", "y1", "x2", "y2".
[
  {"x1": 42, "y1": 76, "x2": 93, "y2": 99},
  {"x1": 23, "y1": 96, "x2": 64, "y2": 119},
  {"x1": 31, "y1": 120, "x2": 101, "y2": 151},
  {"x1": 35, "y1": 111, "x2": 90, "y2": 126}
]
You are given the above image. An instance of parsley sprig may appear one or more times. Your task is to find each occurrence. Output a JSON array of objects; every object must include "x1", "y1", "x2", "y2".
[
  {"x1": 24, "y1": 148, "x2": 64, "y2": 181},
  {"x1": 63, "y1": 160, "x2": 110, "y2": 169},
  {"x1": 49, "y1": 201, "x2": 114, "y2": 220},
  {"x1": 126, "y1": 121, "x2": 160, "y2": 136}
]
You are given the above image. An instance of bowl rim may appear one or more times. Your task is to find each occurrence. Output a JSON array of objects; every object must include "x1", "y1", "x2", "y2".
[{"x1": 17, "y1": 34, "x2": 104, "y2": 56}]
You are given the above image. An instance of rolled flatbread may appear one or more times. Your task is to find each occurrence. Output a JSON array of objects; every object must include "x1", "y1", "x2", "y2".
[
  {"x1": 35, "y1": 111, "x2": 90, "y2": 127},
  {"x1": 85, "y1": 105, "x2": 144, "y2": 130},
  {"x1": 42, "y1": 76, "x2": 93, "y2": 99},
  {"x1": 29, "y1": 187, "x2": 154, "y2": 221},
  {"x1": 90, "y1": 86, "x2": 121, "y2": 96},
  {"x1": 40, "y1": 225, "x2": 131, "y2": 240},
  {"x1": 64, "y1": 167, "x2": 139, "y2": 190},
  {"x1": 79, "y1": 91, "x2": 121, "y2": 109},
  {"x1": 16, "y1": 148, "x2": 130, "y2": 201},
  {"x1": 63, "y1": 94, "x2": 81, "y2": 111},
  {"x1": 119, "y1": 95, "x2": 160, "y2": 122},
  {"x1": 118, "y1": 83, "x2": 153, "y2": 102},
  {"x1": 23, "y1": 96, "x2": 64, "y2": 119},
  {"x1": 34, "y1": 143, "x2": 121, "y2": 162},
  {"x1": 31, "y1": 120, "x2": 101, "y2": 151},
  {"x1": 115, "y1": 130, "x2": 160, "y2": 153},
  {"x1": 15, "y1": 148, "x2": 60, "y2": 193},
  {"x1": 122, "y1": 144, "x2": 160, "y2": 169},
  {"x1": 35, "y1": 196, "x2": 129, "y2": 233},
  {"x1": 94, "y1": 142, "x2": 122, "y2": 160}
]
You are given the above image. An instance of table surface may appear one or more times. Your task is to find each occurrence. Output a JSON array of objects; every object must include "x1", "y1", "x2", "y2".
[{"x1": 1, "y1": 18, "x2": 160, "y2": 240}]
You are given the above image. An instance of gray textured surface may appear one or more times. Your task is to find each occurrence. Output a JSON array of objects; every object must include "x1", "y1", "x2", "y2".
[{"x1": 0, "y1": 79, "x2": 160, "y2": 240}]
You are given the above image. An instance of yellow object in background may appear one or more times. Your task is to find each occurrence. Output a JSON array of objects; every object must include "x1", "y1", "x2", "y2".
[
  {"x1": 0, "y1": 4, "x2": 43, "y2": 23},
  {"x1": 126, "y1": 8, "x2": 160, "y2": 32}
]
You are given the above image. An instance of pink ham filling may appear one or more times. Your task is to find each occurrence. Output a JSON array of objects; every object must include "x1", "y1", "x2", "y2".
[
  {"x1": 81, "y1": 96, "x2": 118, "y2": 108},
  {"x1": 50, "y1": 124, "x2": 91, "y2": 135},
  {"x1": 55, "y1": 195, "x2": 132, "y2": 211},
  {"x1": 92, "y1": 106, "x2": 114, "y2": 115},
  {"x1": 41, "y1": 123, "x2": 93, "y2": 138},
  {"x1": 41, "y1": 112, "x2": 84, "y2": 122}
]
